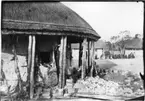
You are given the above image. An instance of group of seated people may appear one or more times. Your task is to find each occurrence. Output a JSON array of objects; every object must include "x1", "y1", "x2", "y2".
[
  {"x1": 96, "y1": 52, "x2": 135, "y2": 59},
  {"x1": 112, "y1": 52, "x2": 135, "y2": 59}
]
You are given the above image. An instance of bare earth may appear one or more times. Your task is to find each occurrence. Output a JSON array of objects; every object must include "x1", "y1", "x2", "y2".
[
  {"x1": 96, "y1": 57, "x2": 144, "y2": 75},
  {"x1": 71, "y1": 56, "x2": 144, "y2": 101},
  {"x1": 109, "y1": 58, "x2": 144, "y2": 75},
  {"x1": 1, "y1": 54, "x2": 144, "y2": 101}
]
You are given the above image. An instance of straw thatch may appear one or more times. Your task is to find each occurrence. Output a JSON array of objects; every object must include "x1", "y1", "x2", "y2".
[
  {"x1": 125, "y1": 38, "x2": 143, "y2": 50},
  {"x1": 94, "y1": 40, "x2": 107, "y2": 49},
  {"x1": 71, "y1": 40, "x2": 108, "y2": 50},
  {"x1": 2, "y1": 2, "x2": 100, "y2": 40}
]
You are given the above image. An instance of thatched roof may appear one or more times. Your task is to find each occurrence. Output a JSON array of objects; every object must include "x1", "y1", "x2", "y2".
[
  {"x1": 2, "y1": 2, "x2": 100, "y2": 40},
  {"x1": 71, "y1": 40, "x2": 108, "y2": 50},
  {"x1": 125, "y1": 38, "x2": 143, "y2": 49},
  {"x1": 94, "y1": 40, "x2": 107, "y2": 49}
]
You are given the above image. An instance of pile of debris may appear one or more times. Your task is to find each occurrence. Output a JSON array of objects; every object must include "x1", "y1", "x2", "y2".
[{"x1": 74, "y1": 75, "x2": 144, "y2": 98}]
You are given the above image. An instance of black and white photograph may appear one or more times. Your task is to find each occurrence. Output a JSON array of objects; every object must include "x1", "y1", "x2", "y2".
[{"x1": 0, "y1": 1, "x2": 144, "y2": 101}]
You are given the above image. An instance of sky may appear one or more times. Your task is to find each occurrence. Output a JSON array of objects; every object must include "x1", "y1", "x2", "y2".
[{"x1": 62, "y1": 2, "x2": 144, "y2": 41}]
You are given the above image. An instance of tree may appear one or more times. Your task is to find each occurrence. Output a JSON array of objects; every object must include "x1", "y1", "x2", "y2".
[
  {"x1": 110, "y1": 36, "x2": 119, "y2": 43},
  {"x1": 110, "y1": 30, "x2": 132, "y2": 55}
]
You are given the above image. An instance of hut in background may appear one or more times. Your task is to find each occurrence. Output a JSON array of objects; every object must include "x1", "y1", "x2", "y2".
[
  {"x1": 125, "y1": 36, "x2": 143, "y2": 58},
  {"x1": 1, "y1": 2, "x2": 100, "y2": 99},
  {"x1": 71, "y1": 40, "x2": 107, "y2": 63},
  {"x1": 94, "y1": 40, "x2": 108, "y2": 59}
]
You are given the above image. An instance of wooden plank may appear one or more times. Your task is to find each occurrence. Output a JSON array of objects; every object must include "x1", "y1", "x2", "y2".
[
  {"x1": 81, "y1": 38, "x2": 87, "y2": 80},
  {"x1": 30, "y1": 35, "x2": 36, "y2": 99},
  {"x1": 62, "y1": 36, "x2": 67, "y2": 88}
]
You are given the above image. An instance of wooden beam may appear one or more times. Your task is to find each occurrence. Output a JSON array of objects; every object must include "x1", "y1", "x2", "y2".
[
  {"x1": 62, "y1": 36, "x2": 67, "y2": 88},
  {"x1": 27, "y1": 35, "x2": 32, "y2": 87},
  {"x1": 59, "y1": 37, "x2": 63, "y2": 88},
  {"x1": 87, "y1": 41, "x2": 91, "y2": 76},
  {"x1": 88, "y1": 41, "x2": 90, "y2": 68},
  {"x1": 89, "y1": 41, "x2": 92, "y2": 67},
  {"x1": 0, "y1": 32, "x2": 1, "y2": 79},
  {"x1": 59, "y1": 36, "x2": 67, "y2": 89},
  {"x1": 90, "y1": 41, "x2": 93, "y2": 68},
  {"x1": 68, "y1": 42, "x2": 72, "y2": 67},
  {"x1": 30, "y1": 35, "x2": 36, "y2": 99},
  {"x1": 78, "y1": 42, "x2": 82, "y2": 67},
  {"x1": 90, "y1": 41, "x2": 95, "y2": 77},
  {"x1": 59, "y1": 36, "x2": 67, "y2": 88},
  {"x1": 81, "y1": 38, "x2": 87, "y2": 80},
  {"x1": 70, "y1": 43, "x2": 72, "y2": 67}
]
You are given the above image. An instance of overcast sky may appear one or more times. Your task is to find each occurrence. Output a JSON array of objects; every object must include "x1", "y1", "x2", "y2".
[{"x1": 62, "y1": 2, "x2": 144, "y2": 41}]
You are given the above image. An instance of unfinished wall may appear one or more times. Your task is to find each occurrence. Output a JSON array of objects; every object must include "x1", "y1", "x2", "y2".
[
  {"x1": 1, "y1": 35, "x2": 58, "y2": 90},
  {"x1": 1, "y1": 35, "x2": 28, "y2": 90}
]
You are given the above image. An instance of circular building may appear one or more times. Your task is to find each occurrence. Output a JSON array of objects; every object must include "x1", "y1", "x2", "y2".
[{"x1": 1, "y1": 2, "x2": 100, "y2": 99}]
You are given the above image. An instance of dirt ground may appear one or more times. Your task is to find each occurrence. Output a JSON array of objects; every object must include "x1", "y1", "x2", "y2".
[
  {"x1": 71, "y1": 56, "x2": 144, "y2": 100},
  {"x1": 96, "y1": 57, "x2": 144, "y2": 74},
  {"x1": 1, "y1": 54, "x2": 144, "y2": 101}
]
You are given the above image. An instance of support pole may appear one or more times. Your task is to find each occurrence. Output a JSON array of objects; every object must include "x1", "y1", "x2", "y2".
[
  {"x1": 62, "y1": 37, "x2": 67, "y2": 88},
  {"x1": 59, "y1": 36, "x2": 67, "y2": 89},
  {"x1": 27, "y1": 35, "x2": 32, "y2": 88},
  {"x1": 30, "y1": 35, "x2": 36, "y2": 99},
  {"x1": 88, "y1": 41, "x2": 90, "y2": 68},
  {"x1": 81, "y1": 38, "x2": 87, "y2": 80},
  {"x1": 89, "y1": 41, "x2": 92, "y2": 67},
  {"x1": 67, "y1": 42, "x2": 72, "y2": 67},
  {"x1": 59, "y1": 37, "x2": 63, "y2": 88},
  {"x1": 87, "y1": 41, "x2": 90, "y2": 76},
  {"x1": 90, "y1": 41, "x2": 95, "y2": 77},
  {"x1": 78, "y1": 42, "x2": 82, "y2": 67},
  {"x1": 0, "y1": 7, "x2": 1, "y2": 76}
]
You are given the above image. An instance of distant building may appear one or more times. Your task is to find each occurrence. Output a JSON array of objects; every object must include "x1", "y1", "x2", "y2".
[
  {"x1": 125, "y1": 37, "x2": 143, "y2": 58},
  {"x1": 71, "y1": 40, "x2": 108, "y2": 60},
  {"x1": 94, "y1": 40, "x2": 108, "y2": 59}
]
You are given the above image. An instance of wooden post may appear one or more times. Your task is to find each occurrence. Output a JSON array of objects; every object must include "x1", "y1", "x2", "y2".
[
  {"x1": 0, "y1": 10, "x2": 1, "y2": 75},
  {"x1": 30, "y1": 35, "x2": 36, "y2": 99},
  {"x1": 89, "y1": 41, "x2": 92, "y2": 67},
  {"x1": 62, "y1": 37, "x2": 67, "y2": 88},
  {"x1": 81, "y1": 38, "x2": 87, "y2": 80},
  {"x1": 87, "y1": 41, "x2": 91, "y2": 76},
  {"x1": 88, "y1": 41, "x2": 90, "y2": 68},
  {"x1": 27, "y1": 36, "x2": 32, "y2": 87},
  {"x1": 59, "y1": 37, "x2": 63, "y2": 88},
  {"x1": 0, "y1": 34, "x2": 1, "y2": 79},
  {"x1": 90, "y1": 41, "x2": 95, "y2": 77},
  {"x1": 78, "y1": 42, "x2": 82, "y2": 67},
  {"x1": 59, "y1": 36, "x2": 67, "y2": 89},
  {"x1": 68, "y1": 43, "x2": 72, "y2": 67}
]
